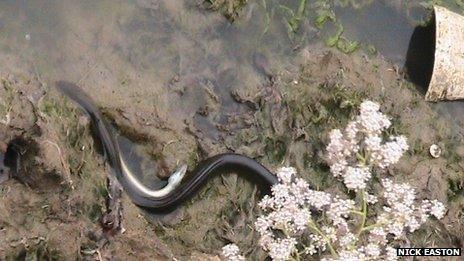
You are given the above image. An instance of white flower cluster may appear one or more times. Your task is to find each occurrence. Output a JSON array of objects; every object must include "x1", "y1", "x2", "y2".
[
  {"x1": 326, "y1": 100, "x2": 409, "y2": 190},
  {"x1": 249, "y1": 167, "x2": 446, "y2": 261},
  {"x1": 322, "y1": 245, "x2": 398, "y2": 261},
  {"x1": 221, "y1": 244, "x2": 245, "y2": 261},
  {"x1": 255, "y1": 167, "x2": 325, "y2": 260},
  {"x1": 376, "y1": 179, "x2": 446, "y2": 237},
  {"x1": 220, "y1": 100, "x2": 446, "y2": 261}
]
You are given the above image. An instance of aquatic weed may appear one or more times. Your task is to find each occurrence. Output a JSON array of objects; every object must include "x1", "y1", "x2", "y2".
[
  {"x1": 325, "y1": 24, "x2": 359, "y2": 54},
  {"x1": 277, "y1": 0, "x2": 308, "y2": 36},
  {"x1": 201, "y1": 0, "x2": 249, "y2": 22}
]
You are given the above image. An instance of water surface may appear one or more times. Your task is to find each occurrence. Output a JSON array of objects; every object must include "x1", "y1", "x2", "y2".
[{"x1": 1, "y1": 0, "x2": 464, "y2": 191}]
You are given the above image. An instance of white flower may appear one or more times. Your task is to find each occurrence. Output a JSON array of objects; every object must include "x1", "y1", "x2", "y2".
[
  {"x1": 385, "y1": 246, "x2": 398, "y2": 261},
  {"x1": 306, "y1": 190, "x2": 332, "y2": 210},
  {"x1": 267, "y1": 237, "x2": 297, "y2": 261},
  {"x1": 377, "y1": 136, "x2": 409, "y2": 169},
  {"x1": 343, "y1": 166, "x2": 371, "y2": 190},
  {"x1": 345, "y1": 121, "x2": 359, "y2": 142},
  {"x1": 365, "y1": 243, "x2": 381, "y2": 257},
  {"x1": 364, "y1": 134, "x2": 382, "y2": 147},
  {"x1": 277, "y1": 167, "x2": 297, "y2": 184},
  {"x1": 406, "y1": 217, "x2": 421, "y2": 232},
  {"x1": 369, "y1": 227, "x2": 387, "y2": 245},
  {"x1": 258, "y1": 195, "x2": 274, "y2": 209},
  {"x1": 330, "y1": 161, "x2": 348, "y2": 177},
  {"x1": 429, "y1": 200, "x2": 446, "y2": 219},
  {"x1": 327, "y1": 197, "x2": 355, "y2": 226},
  {"x1": 322, "y1": 226, "x2": 338, "y2": 243},
  {"x1": 270, "y1": 183, "x2": 293, "y2": 208},
  {"x1": 366, "y1": 135, "x2": 409, "y2": 169},
  {"x1": 258, "y1": 232, "x2": 274, "y2": 250},
  {"x1": 365, "y1": 192, "x2": 378, "y2": 204},
  {"x1": 335, "y1": 249, "x2": 366, "y2": 260},
  {"x1": 381, "y1": 179, "x2": 420, "y2": 236},
  {"x1": 364, "y1": 135, "x2": 382, "y2": 161},
  {"x1": 421, "y1": 199, "x2": 446, "y2": 219},
  {"x1": 255, "y1": 216, "x2": 272, "y2": 235},
  {"x1": 357, "y1": 100, "x2": 391, "y2": 134},
  {"x1": 268, "y1": 207, "x2": 296, "y2": 231},
  {"x1": 247, "y1": 101, "x2": 447, "y2": 261},
  {"x1": 360, "y1": 100, "x2": 380, "y2": 113},
  {"x1": 254, "y1": 170, "x2": 446, "y2": 261},
  {"x1": 293, "y1": 208, "x2": 312, "y2": 231},
  {"x1": 292, "y1": 177, "x2": 312, "y2": 205},
  {"x1": 383, "y1": 179, "x2": 415, "y2": 206},
  {"x1": 308, "y1": 234, "x2": 329, "y2": 253},
  {"x1": 325, "y1": 100, "x2": 408, "y2": 190},
  {"x1": 338, "y1": 232, "x2": 357, "y2": 247},
  {"x1": 222, "y1": 244, "x2": 245, "y2": 261},
  {"x1": 305, "y1": 244, "x2": 318, "y2": 255}
]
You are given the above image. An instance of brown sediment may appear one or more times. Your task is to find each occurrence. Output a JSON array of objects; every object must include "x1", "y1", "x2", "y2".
[
  {"x1": 0, "y1": 0, "x2": 463, "y2": 259},
  {"x1": 1, "y1": 41, "x2": 464, "y2": 258}
]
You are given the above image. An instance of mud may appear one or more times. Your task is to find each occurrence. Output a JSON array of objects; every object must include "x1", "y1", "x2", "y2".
[{"x1": 0, "y1": 0, "x2": 464, "y2": 260}]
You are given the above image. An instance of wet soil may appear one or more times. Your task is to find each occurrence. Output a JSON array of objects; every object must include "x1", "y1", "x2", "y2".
[{"x1": 1, "y1": 0, "x2": 464, "y2": 260}]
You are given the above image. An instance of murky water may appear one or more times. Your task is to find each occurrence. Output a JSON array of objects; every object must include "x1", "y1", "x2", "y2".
[
  {"x1": 0, "y1": 0, "x2": 311, "y2": 186},
  {"x1": 1, "y1": 0, "x2": 464, "y2": 190},
  {"x1": 336, "y1": 1, "x2": 420, "y2": 64}
]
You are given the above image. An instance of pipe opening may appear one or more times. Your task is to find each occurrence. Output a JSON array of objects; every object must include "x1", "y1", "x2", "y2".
[{"x1": 404, "y1": 13, "x2": 436, "y2": 94}]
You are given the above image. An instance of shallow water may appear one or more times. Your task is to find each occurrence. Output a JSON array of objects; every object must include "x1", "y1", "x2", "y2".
[
  {"x1": 1, "y1": 0, "x2": 464, "y2": 197},
  {"x1": 0, "y1": 0, "x2": 307, "y2": 185},
  {"x1": 335, "y1": 0, "x2": 464, "y2": 129},
  {"x1": 336, "y1": 0, "x2": 420, "y2": 64},
  {"x1": 2, "y1": 2, "x2": 464, "y2": 259}
]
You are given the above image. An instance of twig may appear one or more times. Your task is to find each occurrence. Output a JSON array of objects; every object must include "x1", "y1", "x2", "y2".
[{"x1": 101, "y1": 173, "x2": 124, "y2": 240}]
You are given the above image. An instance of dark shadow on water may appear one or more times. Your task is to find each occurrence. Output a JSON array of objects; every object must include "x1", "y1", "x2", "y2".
[
  {"x1": 404, "y1": 14, "x2": 436, "y2": 95},
  {"x1": 334, "y1": 0, "x2": 418, "y2": 64}
]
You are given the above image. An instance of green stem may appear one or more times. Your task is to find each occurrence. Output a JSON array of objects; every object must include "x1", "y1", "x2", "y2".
[
  {"x1": 355, "y1": 152, "x2": 366, "y2": 165},
  {"x1": 308, "y1": 220, "x2": 338, "y2": 257},
  {"x1": 297, "y1": 0, "x2": 307, "y2": 19},
  {"x1": 282, "y1": 227, "x2": 301, "y2": 261},
  {"x1": 350, "y1": 210, "x2": 365, "y2": 216},
  {"x1": 356, "y1": 190, "x2": 367, "y2": 237},
  {"x1": 361, "y1": 222, "x2": 385, "y2": 232}
]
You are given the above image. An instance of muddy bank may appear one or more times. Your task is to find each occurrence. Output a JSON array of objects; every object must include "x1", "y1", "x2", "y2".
[
  {"x1": 1, "y1": 0, "x2": 464, "y2": 259},
  {"x1": 1, "y1": 37, "x2": 463, "y2": 259}
]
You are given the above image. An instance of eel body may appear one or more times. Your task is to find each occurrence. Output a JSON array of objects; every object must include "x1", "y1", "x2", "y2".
[{"x1": 56, "y1": 81, "x2": 278, "y2": 210}]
